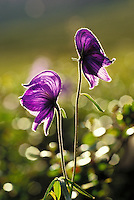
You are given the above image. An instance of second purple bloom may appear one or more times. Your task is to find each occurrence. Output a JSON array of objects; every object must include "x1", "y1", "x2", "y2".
[
  {"x1": 75, "y1": 28, "x2": 115, "y2": 89},
  {"x1": 20, "y1": 70, "x2": 61, "y2": 136}
]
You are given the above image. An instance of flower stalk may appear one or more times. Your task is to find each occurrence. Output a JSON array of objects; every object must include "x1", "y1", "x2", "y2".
[
  {"x1": 71, "y1": 59, "x2": 82, "y2": 190},
  {"x1": 55, "y1": 103, "x2": 68, "y2": 179}
]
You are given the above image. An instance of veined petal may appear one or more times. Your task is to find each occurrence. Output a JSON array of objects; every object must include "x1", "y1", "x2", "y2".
[
  {"x1": 20, "y1": 84, "x2": 51, "y2": 113},
  {"x1": 32, "y1": 107, "x2": 54, "y2": 134},
  {"x1": 97, "y1": 67, "x2": 112, "y2": 82},
  {"x1": 43, "y1": 110, "x2": 55, "y2": 136},
  {"x1": 75, "y1": 28, "x2": 103, "y2": 57},
  {"x1": 83, "y1": 68, "x2": 99, "y2": 89},
  {"x1": 83, "y1": 54, "x2": 104, "y2": 76},
  {"x1": 83, "y1": 55, "x2": 112, "y2": 83},
  {"x1": 23, "y1": 71, "x2": 61, "y2": 98}
]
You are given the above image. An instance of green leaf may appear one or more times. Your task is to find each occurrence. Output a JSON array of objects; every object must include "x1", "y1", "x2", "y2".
[
  {"x1": 81, "y1": 93, "x2": 104, "y2": 112},
  {"x1": 60, "y1": 179, "x2": 71, "y2": 200},
  {"x1": 65, "y1": 178, "x2": 95, "y2": 199},
  {"x1": 49, "y1": 190, "x2": 57, "y2": 200},
  {"x1": 61, "y1": 108, "x2": 67, "y2": 118},
  {"x1": 53, "y1": 181, "x2": 61, "y2": 200},
  {"x1": 42, "y1": 178, "x2": 59, "y2": 200}
]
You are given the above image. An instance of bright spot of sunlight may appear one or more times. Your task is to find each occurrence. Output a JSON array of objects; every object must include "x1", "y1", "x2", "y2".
[
  {"x1": 93, "y1": 127, "x2": 106, "y2": 137},
  {"x1": 18, "y1": 143, "x2": 30, "y2": 157},
  {"x1": 40, "y1": 150, "x2": 52, "y2": 158},
  {"x1": 71, "y1": 191, "x2": 78, "y2": 199},
  {"x1": 17, "y1": 117, "x2": 31, "y2": 130},
  {"x1": 3, "y1": 93, "x2": 19, "y2": 110},
  {"x1": 79, "y1": 144, "x2": 89, "y2": 152},
  {"x1": 119, "y1": 95, "x2": 133, "y2": 107},
  {"x1": 109, "y1": 154, "x2": 120, "y2": 165},
  {"x1": 95, "y1": 146, "x2": 110, "y2": 158},
  {"x1": 3, "y1": 183, "x2": 13, "y2": 192},
  {"x1": 116, "y1": 113, "x2": 123, "y2": 121},
  {"x1": 77, "y1": 157, "x2": 91, "y2": 166},
  {"x1": 126, "y1": 127, "x2": 134, "y2": 136},
  {"x1": 25, "y1": 146, "x2": 40, "y2": 161}
]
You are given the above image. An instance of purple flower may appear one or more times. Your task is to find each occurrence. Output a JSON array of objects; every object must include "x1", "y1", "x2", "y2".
[
  {"x1": 75, "y1": 28, "x2": 115, "y2": 89},
  {"x1": 20, "y1": 70, "x2": 61, "y2": 136}
]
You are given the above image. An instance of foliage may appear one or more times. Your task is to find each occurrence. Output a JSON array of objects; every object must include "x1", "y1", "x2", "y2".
[
  {"x1": 0, "y1": 1, "x2": 134, "y2": 199},
  {"x1": 0, "y1": 72, "x2": 134, "y2": 199}
]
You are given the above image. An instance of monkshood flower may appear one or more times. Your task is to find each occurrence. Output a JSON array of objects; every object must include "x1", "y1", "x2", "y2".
[
  {"x1": 75, "y1": 28, "x2": 115, "y2": 89},
  {"x1": 20, "y1": 70, "x2": 61, "y2": 136}
]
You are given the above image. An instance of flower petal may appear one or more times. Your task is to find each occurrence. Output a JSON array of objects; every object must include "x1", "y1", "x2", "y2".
[
  {"x1": 82, "y1": 54, "x2": 112, "y2": 87},
  {"x1": 20, "y1": 84, "x2": 51, "y2": 114},
  {"x1": 75, "y1": 28, "x2": 103, "y2": 57},
  {"x1": 23, "y1": 70, "x2": 61, "y2": 98},
  {"x1": 97, "y1": 67, "x2": 112, "y2": 82},
  {"x1": 102, "y1": 57, "x2": 116, "y2": 67},
  {"x1": 43, "y1": 110, "x2": 55, "y2": 136},
  {"x1": 32, "y1": 107, "x2": 54, "y2": 135},
  {"x1": 82, "y1": 67, "x2": 99, "y2": 89}
]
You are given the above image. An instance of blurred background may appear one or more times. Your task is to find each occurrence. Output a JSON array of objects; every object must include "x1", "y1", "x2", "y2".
[{"x1": 0, "y1": 0, "x2": 134, "y2": 199}]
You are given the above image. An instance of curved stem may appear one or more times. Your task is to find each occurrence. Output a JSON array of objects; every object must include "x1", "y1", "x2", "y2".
[
  {"x1": 55, "y1": 103, "x2": 68, "y2": 179},
  {"x1": 71, "y1": 59, "x2": 82, "y2": 186}
]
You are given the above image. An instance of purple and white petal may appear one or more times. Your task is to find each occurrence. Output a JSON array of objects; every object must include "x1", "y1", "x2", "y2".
[
  {"x1": 75, "y1": 28, "x2": 115, "y2": 89},
  {"x1": 97, "y1": 67, "x2": 112, "y2": 82},
  {"x1": 82, "y1": 65, "x2": 99, "y2": 89},
  {"x1": 32, "y1": 107, "x2": 54, "y2": 133},
  {"x1": 102, "y1": 57, "x2": 116, "y2": 67},
  {"x1": 43, "y1": 110, "x2": 55, "y2": 136},
  {"x1": 82, "y1": 54, "x2": 112, "y2": 87},
  {"x1": 23, "y1": 71, "x2": 61, "y2": 98},
  {"x1": 20, "y1": 84, "x2": 51, "y2": 113}
]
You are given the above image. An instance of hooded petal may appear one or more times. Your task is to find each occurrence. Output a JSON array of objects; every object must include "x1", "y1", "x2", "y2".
[
  {"x1": 20, "y1": 84, "x2": 52, "y2": 114},
  {"x1": 75, "y1": 28, "x2": 103, "y2": 57},
  {"x1": 23, "y1": 71, "x2": 61, "y2": 98},
  {"x1": 32, "y1": 107, "x2": 54, "y2": 135}
]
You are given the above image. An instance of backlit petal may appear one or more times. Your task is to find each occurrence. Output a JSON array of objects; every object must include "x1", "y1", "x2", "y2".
[
  {"x1": 75, "y1": 28, "x2": 102, "y2": 57},
  {"x1": 20, "y1": 84, "x2": 51, "y2": 113},
  {"x1": 83, "y1": 55, "x2": 112, "y2": 83},
  {"x1": 43, "y1": 110, "x2": 55, "y2": 136},
  {"x1": 32, "y1": 107, "x2": 54, "y2": 133},
  {"x1": 97, "y1": 67, "x2": 112, "y2": 82},
  {"x1": 82, "y1": 65, "x2": 99, "y2": 89},
  {"x1": 23, "y1": 71, "x2": 61, "y2": 98}
]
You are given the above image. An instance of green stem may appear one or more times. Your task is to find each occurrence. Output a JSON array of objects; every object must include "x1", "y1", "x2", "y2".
[
  {"x1": 71, "y1": 59, "x2": 82, "y2": 191},
  {"x1": 56, "y1": 103, "x2": 68, "y2": 179}
]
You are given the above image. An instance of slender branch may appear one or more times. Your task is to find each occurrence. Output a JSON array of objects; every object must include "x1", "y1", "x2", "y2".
[
  {"x1": 71, "y1": 59, "x2": 82, "y2": 188},
  {"x1": 55, "y1": 103, "x2": 68, "y2": 179}
]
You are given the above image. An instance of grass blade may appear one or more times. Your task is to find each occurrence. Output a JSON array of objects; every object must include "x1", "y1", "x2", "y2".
[
  {"x1": 42, "y1": 178, "x2": 58, "y2": 200},
  {"x1": 81, "y1": 93, "x2": 104, "y2": 112},
  {"x1": 65, "y1": 178, "x2": 95, "y2": 199}
]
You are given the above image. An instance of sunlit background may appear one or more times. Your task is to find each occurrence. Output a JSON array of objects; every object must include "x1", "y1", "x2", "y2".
[{"x1": 0, "y1": 0, "x2": 134, "y2": 199}]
